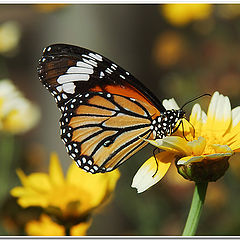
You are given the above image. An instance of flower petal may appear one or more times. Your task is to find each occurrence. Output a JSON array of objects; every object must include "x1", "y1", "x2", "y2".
[
  {"x1": 67, "y1": 164, "x2": 120, "y2": 208},
  {"x1": 205, "y1": 91, "x2": 231, "y2": 134},
  {"x1": 70, "y1": 219, "x2": 92, "y2": 236},
  {"x1": 131, "y1": 151, "x2": 174, "y2": 193},
  {"x1": 190, "y1": 103, "x2": 207, "y2": 136},
  {"x1": 162, "y1": 98, "x2": 180, "y2": 110},
  {"x1": 177, "y1": 144, "x2": 234, "y2": 165},
  {"x1": 204, "y1": 144, "x2": 234, "y2": 159},
  {"x1": 231, "y1": 106, "x2": 240, "y2": 127},
  {"x1": 175, "y1": 118, "x2": 195, "y2": 140},
  {"x1": 187, "y1": 136, "x2": 206, "y2": 156},
  {"x1": 25, "y1": 214, "x2": 65, "y2": 236},
  {"x1": 16, "y1": 170, "x2": 52, "y2": 192},
  {"x1": 49, "y1": 152, "x2": 65, "y2": 186},
  {"x1": 144, "y1": 136, "x2": 192, "y2": 155},
  {"x1": 177, "y1": 155, "x2": 205, "y2": 165}
]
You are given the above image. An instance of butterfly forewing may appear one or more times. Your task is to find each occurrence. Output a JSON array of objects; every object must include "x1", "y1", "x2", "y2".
[{"x1": 38, "y1": 44, "x2": 171, "y2": 174}]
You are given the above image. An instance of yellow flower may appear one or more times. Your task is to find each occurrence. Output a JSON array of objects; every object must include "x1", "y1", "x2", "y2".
[
  {"x1": 11, "y1": 152, "x2": 120, "y2": 231},
  {"x1": 161, "y1": 4, "x2": 212, "y2": 26},
  {"x1": 0, "y1": 79, "x2": 40, "y2": 134},
  {"x1": 132, "y1": 92, "x2": 240, "y2": 193},
  {"x1": 25, "y1": 214, "x2": 91, "y2": 236},
  {"x1": 0, "y1": 21, "x2": 21, "y2": 54}
]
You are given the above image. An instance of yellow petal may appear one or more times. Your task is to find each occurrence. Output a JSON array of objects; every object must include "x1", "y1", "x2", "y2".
[
  {"x1": 205, "y1": 92, "x2": 231, "y2": 134},
  {"x1": 175, "y1": 118, "x2": 195, "y2": 140},
  {"x1": 70, "y1": 219, "x2": 92, "y2": 236},
  {"x1": 16, "y1": 169, "x2": 28, "y2": 186},
  {"x1": 67, "y1": 164, "x2": 119, "y2": 208},
  {"x1": 25, "y1": 214, "x2": 65, "y2": 236},
  {"x1": 190, "y1": 103, "x2": 207, "y2": 135},
  {"x1": 49, "y1": 152, "x2": 65, "y2": 186},
  {"x1": 223, "y1": 107, "x2": 240, "y2": 151},
  {"x1": 187, "y1": 136, "x2": 206, "y2": 156},
  {"x1": 22, "y1": 173, "x2": 52, "y2": 192},
  {"x1": 17, "y1": 194, "x2": 49, "y2": 208},
  {"x1": 11, "y1": 185, "x2": 49, "y2": 208},
  {"x1": 131, "y1": 151, "x2": 174, "y2": 193},
  {"x1": 211, "y1": 144, "x2": 233, "y2": 154},
  {"x1": 204, "y1": 144, "x2": 234, "y2": 159},
  {"x1": 143, "y1": 136, "x2": 191, "y2": 155}
]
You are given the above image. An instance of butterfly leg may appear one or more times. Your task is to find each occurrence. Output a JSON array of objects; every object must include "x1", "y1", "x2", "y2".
[{"x1": 152, "y1": 147, "x2": 160, "y2": 177}]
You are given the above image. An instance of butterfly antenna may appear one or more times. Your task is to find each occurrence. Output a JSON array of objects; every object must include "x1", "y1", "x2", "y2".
[{"x1": 180, "y1": 93, "x2": 211, "y2": 110}]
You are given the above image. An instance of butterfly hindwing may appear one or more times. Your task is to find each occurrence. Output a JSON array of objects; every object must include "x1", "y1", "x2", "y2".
[{"x1": 60, "y1": 91, "x2": 159, "y2": 173}]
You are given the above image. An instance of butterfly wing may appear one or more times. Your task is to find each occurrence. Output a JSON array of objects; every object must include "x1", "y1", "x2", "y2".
[{"x1": 38, "y1": 44, "x2": 166, "y2": 173}]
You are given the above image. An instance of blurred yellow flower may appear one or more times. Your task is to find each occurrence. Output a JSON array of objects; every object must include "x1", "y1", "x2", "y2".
[
  {"x1": 0, "y1": 79, "x2": 40, "y2": 134},
  {"x1": 162, "y1": 4, "x2": 212, "y2": 26},
  {"x1": 25, "y1": 214, "x2": 91, "y2": 236},
  {"x1": 0, "y1": 21, "x2": 21, "y2": 54},
  {"x1": 25, "y1": 214, "x2": 65, "y2": 236},
  {"x1": 132, "y1": 92, "x2": 240, "y2": 193},
  {"x1": 153, "y1": 31, "x2": 184, "y2": 68},
  {"x1": 11, "y1": 152, "x2": 120, "y2": 235}
]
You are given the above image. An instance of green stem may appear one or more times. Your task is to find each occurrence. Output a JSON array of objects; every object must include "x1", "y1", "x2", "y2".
[
  {"x1": 0, "y1": 133, "x2": 15, "y2": 207},
  {"x1": 182, "y1": 182, "x2": 208, "y2": 236}
]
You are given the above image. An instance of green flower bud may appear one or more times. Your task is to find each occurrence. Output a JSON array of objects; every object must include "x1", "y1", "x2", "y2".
[{"x1": 176, "y1": 156, "x2": 230, "y2": 182}]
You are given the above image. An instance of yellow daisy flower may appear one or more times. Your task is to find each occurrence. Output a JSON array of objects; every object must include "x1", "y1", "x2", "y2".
[
  {"x1": 132, "y1": 91, "x2": 240, "y2": 193},
  {"x1": 11, "y1": 153, "x2": 120, "y2": 234}
]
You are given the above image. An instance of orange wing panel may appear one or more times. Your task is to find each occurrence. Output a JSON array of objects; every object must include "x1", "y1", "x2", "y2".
[
  {"x1": 71, "y1": 126, "x2": 102, "y2": 142},
  {"x1": 92, "y1": 126, "x2": 150, "y2": 166},
  {"x1": 75, "y1": 105, "x2": 115, "y2": 116},
  {"x1": 88, "y1": 95, "x2": 117, "y2": 110}
]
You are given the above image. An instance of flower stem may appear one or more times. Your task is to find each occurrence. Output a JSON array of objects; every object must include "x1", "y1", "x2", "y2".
[
  {"x1": 182, "y1": 182, "x2": 208, "y2": 236},
  {"x1": 0, "y1": 133, "x2": 15, "y2": 207}
]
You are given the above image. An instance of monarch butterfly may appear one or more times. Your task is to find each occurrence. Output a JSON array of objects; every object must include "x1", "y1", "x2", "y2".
[{"x1": 38, "y1": 44, "x2": 185, "y2": 174}]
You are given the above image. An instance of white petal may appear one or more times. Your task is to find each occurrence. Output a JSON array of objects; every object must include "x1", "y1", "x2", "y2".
[
  {"x1": 162, "y1": 98, "x2": 180, "y2": 110},
  {"x1": 207, "y1": 91, "x2": 231, "y2": 122},
  {"x1": 232, "y1": 106, "x2": 240, "y2": 127},
  {"x1": 131, "y1": 152, "x2": 172, "y2": 193}
]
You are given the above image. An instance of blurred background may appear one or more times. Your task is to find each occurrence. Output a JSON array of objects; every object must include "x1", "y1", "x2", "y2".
[{"x1": 1, "y1": 4, "x2": 240, "y2": 236}]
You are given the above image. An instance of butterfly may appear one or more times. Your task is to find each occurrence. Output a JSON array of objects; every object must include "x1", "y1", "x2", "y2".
[{"x1": 38, "y1": 44, "x2": 185, "y2": 174}]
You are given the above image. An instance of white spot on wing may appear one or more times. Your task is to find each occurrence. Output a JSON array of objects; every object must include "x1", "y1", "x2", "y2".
[
  {"x1": 76, "y1": 61, "x2": 93, "y2": 69},
  {"x1": 89, "y1": 53, "x2": 103, "y2": 61},
  {"x1": 83, "y1": 58, "x2": 97, "y2": 67},
  {"x1": 67, "y1": 67, "x2": 94, "y2": 75},
  {"x1": 56, "y1": 86, "x2": 63, "y2": 92},
  {"x1": 62, "y1": 82, "x2": 76, "y2": 94},
  {"x1": 57, "y1": 74, "x2": 90, "y2": 84}
]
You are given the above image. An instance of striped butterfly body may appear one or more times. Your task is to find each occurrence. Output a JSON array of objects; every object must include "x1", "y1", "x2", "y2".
[{"x1": 38, "y1": 44, "x2": 185, "y2": 174}]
